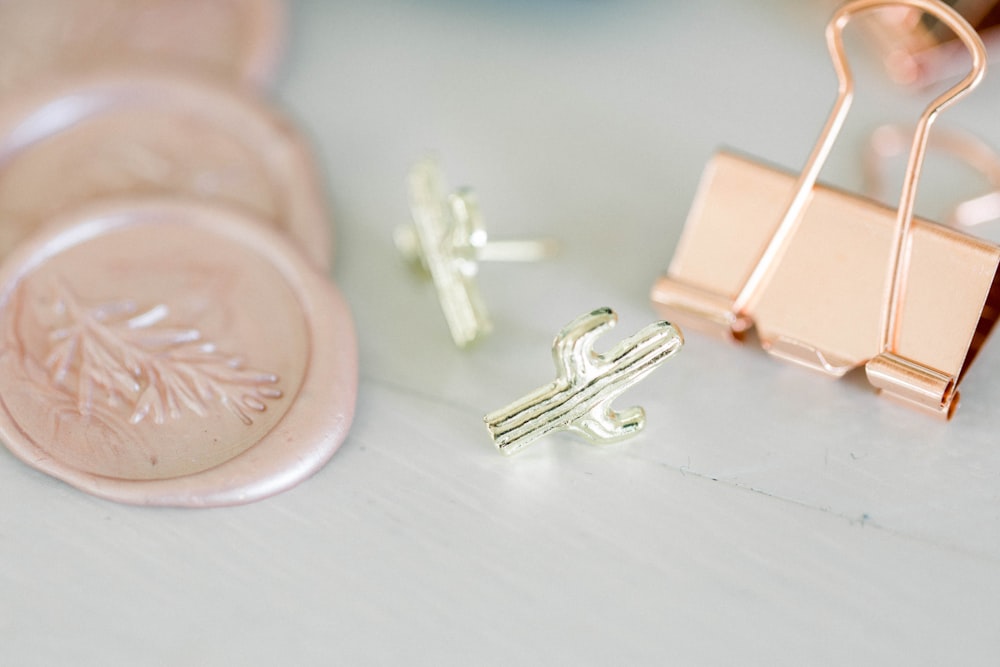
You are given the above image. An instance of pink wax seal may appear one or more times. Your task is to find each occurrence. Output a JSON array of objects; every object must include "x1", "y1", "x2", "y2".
[
  {"x1": 0, "y1": 67, "x2": 331, "y2": 269},
  {"x1": 0, "y1": 198, "x2": 357, "y2": 507},
  {"x1": 0, "y1": 0, "x2": 286, "y2": 91}
]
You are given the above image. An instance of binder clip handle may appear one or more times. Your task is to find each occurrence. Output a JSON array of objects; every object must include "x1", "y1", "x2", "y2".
[
  {"x1": 863, "y1": 124, "x2": 1000, "y2": 229},
  {"x1": 734, "y1": 0, "x2": 986, "y2": 323},
  {"x1": 860, "y1": 2, "x2": 986, "y2": 417},
  {"x1": 861, "y1": 1, "x2": 986, "y2": 354}
]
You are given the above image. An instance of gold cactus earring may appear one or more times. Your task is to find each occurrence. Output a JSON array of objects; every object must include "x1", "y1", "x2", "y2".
[
  {"x1": 483, "y1": 307, "x2": 683, "y2": 456},
  {"x1": 395, "y1": 158, "x2": 557, "y2": 347}
]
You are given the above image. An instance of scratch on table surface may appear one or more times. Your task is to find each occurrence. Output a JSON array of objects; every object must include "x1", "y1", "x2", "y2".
[
  {"x1": 630, "y1": 451, "x2": 1000, "y2": 565},
  {"x1": 364, "y1": 372, "x2": 1000, "y2": 566}
]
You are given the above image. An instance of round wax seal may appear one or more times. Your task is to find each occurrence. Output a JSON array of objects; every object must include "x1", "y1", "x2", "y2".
[
  {"x1": 0, "y1": 199, "x2": 357, "y2": 507},
  {"x1": 0, "y1": 67, "x2": 330, "y2": 268},
  {"x1": 0, "y1": 0, "x2": 285, "y2": 91}
]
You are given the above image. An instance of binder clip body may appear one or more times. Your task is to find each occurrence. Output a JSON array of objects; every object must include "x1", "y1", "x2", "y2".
[{"x1": 651, "y1": 0, "x2": 1000, "y2": 418}]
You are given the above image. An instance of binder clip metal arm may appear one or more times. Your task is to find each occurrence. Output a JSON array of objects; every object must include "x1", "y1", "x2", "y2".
[{"x1": 864, "y1": 123, "x2": 1000, "y2": 229}]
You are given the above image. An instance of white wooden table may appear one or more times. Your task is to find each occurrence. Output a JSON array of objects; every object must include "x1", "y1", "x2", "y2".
[{"x1": 3, "y1": 1, "x2": 999, "y2": 664}]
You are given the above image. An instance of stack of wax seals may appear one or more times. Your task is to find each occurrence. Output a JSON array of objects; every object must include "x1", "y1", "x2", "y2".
[{"x1": 0, "y1": 0, "x2": 358, "y2": 507}]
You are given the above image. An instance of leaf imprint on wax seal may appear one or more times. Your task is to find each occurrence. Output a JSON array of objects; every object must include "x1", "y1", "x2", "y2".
[{"x1": 42, "y1": 281, "x2": 282, "y2": 425}]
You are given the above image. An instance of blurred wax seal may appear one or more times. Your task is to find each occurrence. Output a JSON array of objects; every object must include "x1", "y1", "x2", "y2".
[
  {"x1": 0, "y1": 67, "x2": 332, "y2": 268},
  {"x1": 0, "y1": 0, "x2": 286, "y2": 91}
]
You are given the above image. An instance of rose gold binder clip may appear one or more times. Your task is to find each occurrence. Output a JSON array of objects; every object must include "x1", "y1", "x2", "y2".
[{"x1": 650, "y1": 0, "x2": 1000, "y2": 419}]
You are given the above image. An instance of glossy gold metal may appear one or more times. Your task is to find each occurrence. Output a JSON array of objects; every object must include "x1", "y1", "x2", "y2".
[
  {"x1": 401, "y1": 159, "x2": 491, "y2": 347},
  {"x1": 484, "y1": 307, "x2": 683, "y2": 456},
  {"x1": 651, "y1": 0, "x2": 1000, "y2": 418},
  {"x1": 397, "y1": 159, "x2": 557, "y2": 348}
]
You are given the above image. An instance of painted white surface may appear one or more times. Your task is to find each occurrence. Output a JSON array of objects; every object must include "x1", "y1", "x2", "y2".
[{"x1": 3, "y1": 1, "x2": 1000, "y2": 665}]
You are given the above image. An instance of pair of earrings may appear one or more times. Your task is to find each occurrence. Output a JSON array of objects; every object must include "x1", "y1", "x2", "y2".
[
  {"x1": 399, "y1": 0, "x2": 994, "y2": 451},
  {"x1": 395, "y1": 159, "x2": 684, "y2": 456}
]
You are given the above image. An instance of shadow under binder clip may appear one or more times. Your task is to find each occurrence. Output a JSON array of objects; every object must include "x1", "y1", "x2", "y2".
[{"x1": 650, "y1": 0, "x2": 1000, "y2": 419}]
